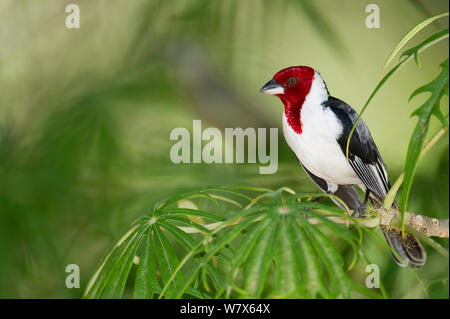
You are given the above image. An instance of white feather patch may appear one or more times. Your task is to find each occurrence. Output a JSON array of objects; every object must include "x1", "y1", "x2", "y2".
[{"x1": 282, "y1": 72, "x2": 363, "y2": 186}]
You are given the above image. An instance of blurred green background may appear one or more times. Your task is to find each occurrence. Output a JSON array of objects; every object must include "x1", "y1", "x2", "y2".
[{"x1": 0, "y1": 0, "x2": 448, "y2": 298}]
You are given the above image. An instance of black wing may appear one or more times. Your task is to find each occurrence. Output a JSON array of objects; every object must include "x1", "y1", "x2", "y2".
[
  {"x1": 320, "y1": 97, "x2": 426, "y2": 268},
  {"x1": 324, "y1": 97, "x2": 391, "y2": 204}
]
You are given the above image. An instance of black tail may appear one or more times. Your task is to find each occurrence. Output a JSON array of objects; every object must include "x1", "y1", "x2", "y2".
[
  {"x1": 369, "y1": 194, "x2": 427, "y2": 269},
  {"x1": 343, "y1": 197, "x2": 427, "y2": 268},
  {"x1": 309, "y1": 179, "x2": 428, "y2": 268},
  {"x1": 381, "y1": 225, "x2": 426, "y2": 269}
]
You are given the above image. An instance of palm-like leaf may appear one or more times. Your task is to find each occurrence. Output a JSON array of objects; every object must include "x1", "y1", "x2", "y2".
[{"x1": 84, "y1": 187, "x2": 383, "y2": 299}]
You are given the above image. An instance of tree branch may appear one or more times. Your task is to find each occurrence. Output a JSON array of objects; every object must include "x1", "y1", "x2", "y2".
[
  {"x1": 376, "y1": 207, "x2": 448, "y2": 238},
  {"x1": 312, "y1": 207, "x2": 449, "y2": 238}
]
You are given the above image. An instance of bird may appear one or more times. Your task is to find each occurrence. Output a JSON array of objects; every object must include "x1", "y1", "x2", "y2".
[{"x1": 260, "y1": 65, "x2": 426, "y2": 269}]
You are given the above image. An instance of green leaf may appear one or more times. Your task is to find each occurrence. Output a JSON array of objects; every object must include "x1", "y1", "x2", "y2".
[
  {"x1": 299, "y1": 217, "x2": 347, "y2": 297},
  {"x1": 101, "y1": 224, "x2": 148, "y2": 298},
  {"x1": 161, "y1": 215, "x2": 212, "y2": 234},
  {"x1": 133, "y1": 228, "x2": 160, "y2": 299},
  {"x1": 159, "y1": 206, "x2": 265, "y2": 299},
  {"x1": 163, "y1": 208, "x2": 224, "y2": 222},
  {"x1": 291, "y1": 201, "x2": 348, "y2": 215},
  {"x1": 346, "y1": 22, "x2": 449, "y2": 161},
  {"x1": 83, "y1": 223, "x2": 145, "y2": 298},
  {"x1": 203, "y1": 262, "x2": 224, "y2": 293},
  {"x1": 185, "y1": 287, "x2": 211, "y2": 299},
  {"x1": 292, "y1": 218, "x2": 329, "y2": 298},
  {"x1": 220, "y1": 217, "x2": 271, "y2": 298},
  {"x1": 381, "y1": 12, "x2": 449, "y2": 76},
  {"x1": 158, "y1": 220, "x2": 198, "y2": 250},
  {"x1": 299, "y1": 217, "x2": 382, "y2": 298},
  {"x1": 271, "y1": 216, "x2": 302, "y2": 298},
  {"x1": 299, "y1": 208, "x2": 361, "y2": 270},
  {"x1": 401, "y1": 59, "x2": 449, "y2": 232},
  {"x1": 153, "y1": 225, "x2": 185, "y2": 297},
  {"x1": 401, "y1": 28, "x2": 449, "y2": 68},
  {"x1": 158, "y1": 220, "x2": 225, "y2": 292},
  {"x1": 155, "y1": 191, "x2": 218, "y2": 213},
  {"x1": 86, "y1": 188, "x2": 384, "y2": 299},
  {"x1": 242, "y1": 217, "x2": 277, "y2": 298},
  {"x1": 169, "y1": 214, "x2": 262, "y2": 298},
  {"x1": 410, "y1": 59, "x2": 449, "y2": 126}
]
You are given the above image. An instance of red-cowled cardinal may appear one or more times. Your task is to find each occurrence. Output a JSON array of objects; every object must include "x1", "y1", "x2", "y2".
[{"x1": 260, "y1": 66, "x2": 426, "y2": 268}]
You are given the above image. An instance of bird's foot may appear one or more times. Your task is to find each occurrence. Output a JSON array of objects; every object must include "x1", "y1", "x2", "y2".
[{"x1": 351, "y1": 204, "x2": 367, "y2": 219}]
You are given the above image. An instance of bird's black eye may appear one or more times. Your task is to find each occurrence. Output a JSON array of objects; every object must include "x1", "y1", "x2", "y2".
[{"x1": 287, "y1": 77, "x2": 298, "y2": 87}]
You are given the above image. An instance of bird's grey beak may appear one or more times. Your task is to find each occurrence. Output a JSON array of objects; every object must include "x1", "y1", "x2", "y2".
[{"x1": 260, "y1": 79, "x2": 284, "y2": 95}]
